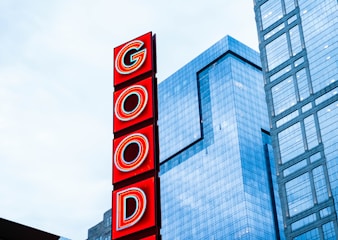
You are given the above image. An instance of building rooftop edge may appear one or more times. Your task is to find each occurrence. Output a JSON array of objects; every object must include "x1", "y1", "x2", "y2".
[{"x1": 159, "y1": 35, "x2": 261, "y2": 85}]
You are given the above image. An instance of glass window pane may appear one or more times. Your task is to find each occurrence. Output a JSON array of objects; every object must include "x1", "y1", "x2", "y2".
[
  {"x1": 302, "y1": 103, "x2": 312, "y2": 113},
  {"x1": 323, "y1": 221, "x2": 336, "y2": 239},
  {"x1": 289, "y1": 25, "x2": 302, "y2": 56},
  {"x1": 298, "y1": 0, "x2": 338, "y2": 92},
  {"x1": 287, "y1": 15, "x2": 297, "y2": 24},
  {"x1": 313, "y1": 166, "x2": 328, "y2": 203},
  {"x1": 310, "y1": 152, "x2": 321, "y2": 163},
  {"x1": 158, "y1": 73, "x2": 201, "y2": 161},
  {"x1": 272, "y1": 77, "x2": 296, "y2": 114},
  {"x1": 278, "y1": 122, "x2": 304, "y2": 163},
  {"x1": 266, "y1": 33, "x2": 290, "y2": 70},
  {"x1": 304, "y1": 115, "x2": 318, "y2": 149},
  {"x1": 291, "y1": 213, "x2": 316, "y2": 231},
  {"x1": 315, "y1": 87, "x2": 338, "y2": 106},
  {"x1": 319, "y1": 207, "x2": 331, "y2": 218},
  {"x1": 270, "y1": 65, "x2": 291, "y2": 82},
  {"x1": 286, "y1": 173, "x2": 313, "y2": 216},
  {"x1": 276, "y1": 110, "x2": 298, "y2": 127},
  {"x1": 284, "y1": 0, "x2": 296, "y2": 14},
  {"x1": 294, "y1": 228, "x2": 320, "y2": 240},
  {"x1": 294, "y1": 57, "x2": 304, "y2": 67},
  {"x1": 260, "y1": 0, "x2": 283, "y2": 29},
  {"x1": 264, "y1": 24, "x2": 284, "y2": 40},
  {"x1": 318, "y1": 101, "x2": 338, "y2": 202},
  {"x1": 296, "y1": 68, "x2": 310, "y2": 101},
  {"x1": 283, "y1": 159, "x2": 307, "y2": 177}
]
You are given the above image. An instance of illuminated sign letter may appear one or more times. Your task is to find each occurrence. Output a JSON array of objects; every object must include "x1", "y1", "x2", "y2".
[
  {"x1": 113, "y1": 77, "x2": 154, "y2": 133},
  {"x1": 116, "y1": 187, "x2": 147, "y2": 231},
  {"x1": 114, "y1": 85, "x2": 148, "y2": 122},
  {"x1": 113, "y1": 125, "x2": 155, "y2": 184},
  {"x1": 115, "y1": 40, "x2": 147, "y2": 75},
  {"x1": 114, "y1": 133, "x2": 149, "y2": 172}
]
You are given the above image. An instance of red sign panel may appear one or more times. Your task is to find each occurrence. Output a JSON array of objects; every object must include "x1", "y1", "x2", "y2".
[
  {"x1": 112, "y1": 177, "x2": 156, "y2": 239},
  {"x1": 113, "y1": 124, "x2": 155, "y2": 184},
  {"x1": 114, "y1": 32, "x2": 153, "y2": 86},
  {"x1": 140, "y1": 236, "x2": 157, "y2": 240},
  {"x1": 113, "y1": 77, "x2": 154, "y2": 133},
  {"x1": 112, "y1": 32, "x2": 160, "y2": 240}
]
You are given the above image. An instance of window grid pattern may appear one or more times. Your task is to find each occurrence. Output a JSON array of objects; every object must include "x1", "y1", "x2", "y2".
[
  {"x1": 272, "y1": 76, "x2": 296, "y2": 114},
  {"x1": 298, "y1": 0, "x2": 338, "y2": 93},
  {"x1": 264, "y1": 23, "x2": 285, "y2": 40},
  {"x1": 260, "y1": 0, "x2": 284, "y2": 30},
  {"x1": 276, "y1": 110, "x2": 299, "y2": 127},
  {"x1": 285, "y1": 173, "x2": 313, "y2": 217},
  {"x1": 158, "y1": 68, "x2": 201, "y2": 162},
  {"x1": 294, "y1": 57, "x2": 303, "y2": 67},
  {"x1": 270, "y1": 65, "x2": 291, "y2": 82},
  {"x1": 309, "y1": 152, "x2": 321, "y2": 163},
  {"x1": 159, "y1": 36, "x2": 283, "y2": 239},
  {"x1": 293, "y1": 228, "x2": 319, "y2": 240},
  {"x1": 304, "y1": 114, "x2": 318, "y2": 150},
  {"x1": 255, "y1": 0, "x2": 338, "y2": 238},
  {"x1": 283, "y1": 159, "x2": 306, "y2": 177},
  {"x1": 320, "y1": 207, "x2": 332, "y2": 218},
  {"x1": 295, "y1": 68, "x2": 310, "y2": 101},
  {"x1": 318, "y1": 100, "x2": 338, "y2": 221},
  {"x1": 87, "y1": 210, "x2": 112, "y2": 240},
  {"x1": 323, "y1": 221, "x2": 336, "y2": 239},
  {"x1": 266, "y1": 33, "x2": 289, "y2": 71},
  {"x1": 278, "y1": 122, "x2": 304, "y2": 163},
  {"x1": 283, "y1": 0, "x2": 296, "y2": 14},
  {"x1": 312, "y1": 166, "x2": 329, "y2": 204},
  {"x1": 289, "y1": 25, "x2": 302, "y2": 56},
  {"x1": 315, "y1": 87, "x2": 338, "y2": 106},
  {"x1": 301, "y1": 103, "x2": 312, "y2": 113},
  {"x1": 291, "y1": 213, "x2": 316, "y2": 231}
]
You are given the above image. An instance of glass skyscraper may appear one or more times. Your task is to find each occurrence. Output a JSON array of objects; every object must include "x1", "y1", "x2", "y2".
[
  {"x1": 158, "y1": 35, "x2": 283, "y2": 239},
  {"x1": 254, "y1": 0, "x2": 338, "y2": 239},
  {"x1": 88, "y1": 35, "x2": 284, "y2": 239}
]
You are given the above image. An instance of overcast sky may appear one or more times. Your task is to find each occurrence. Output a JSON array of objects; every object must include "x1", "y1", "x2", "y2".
[{"x1": 0, "y1": 1, "x2": 258, "y2": 239}]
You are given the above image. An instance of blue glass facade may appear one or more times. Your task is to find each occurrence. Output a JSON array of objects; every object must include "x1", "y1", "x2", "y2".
[
  {"x1": 254, "y1": 0, "x2": 338, "y2": 239},
  {"x1": 87, "y1": 209, "x2": 111, "y2": 240},
  {"x1": 158, "y1": 36, "x2": 283, "y2": 239}
]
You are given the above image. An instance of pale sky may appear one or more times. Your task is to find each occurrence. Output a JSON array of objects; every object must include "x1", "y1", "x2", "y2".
[{"x1": 0, "y1": 1, "x2": 258, "y2": 239}]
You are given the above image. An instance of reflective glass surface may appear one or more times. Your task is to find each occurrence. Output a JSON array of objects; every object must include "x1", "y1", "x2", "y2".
[
  {"x1": 266, "y1": 33, "x2": 289, "y2": 71},
  {"x1": 260, "y1": 0, "x2": 283, "y2": 30},
  {"x1": 255, "y1": 0, "x2": 338, "y2": 238},
  {"x1": 158, "y1": 68, "x2": 201, "y2": 162},
  {"x1": 298, "y1": 0, "x2": 338, "y2": 92},
  {"x1": 159, "y1": 36, "x2": 283, "y2": 239}
]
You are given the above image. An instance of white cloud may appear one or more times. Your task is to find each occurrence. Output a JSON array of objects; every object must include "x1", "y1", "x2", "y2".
[{"x1": 0, "y1": 0, "x2": 258, "y2": 239}]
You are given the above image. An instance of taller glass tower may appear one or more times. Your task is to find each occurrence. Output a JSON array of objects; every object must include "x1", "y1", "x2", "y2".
[
  {"x1": 254, "y1": 0, "x2": 338, "y2": 239},
  {"x1": 158, "y1": 35, "x2": 283, "y2": 239}
]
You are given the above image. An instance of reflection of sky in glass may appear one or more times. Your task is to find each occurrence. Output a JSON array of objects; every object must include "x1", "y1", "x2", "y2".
[
  {"x1": 158, "y1": 69, "x2": 201, "y2": 162},
  {"x1": 159, "y1": 36, "x2": 283, "y2": 239},
  {"x1": 256, "y1": 0, "x2": 338, "y2": 238}
]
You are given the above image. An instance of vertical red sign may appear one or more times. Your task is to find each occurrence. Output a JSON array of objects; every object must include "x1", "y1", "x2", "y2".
[{"x1": 112, "y1": 32, "x2": 161, "y2": 240}]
